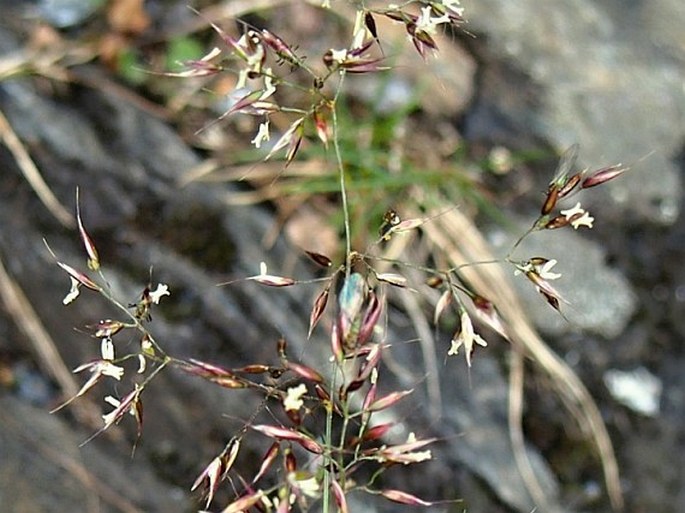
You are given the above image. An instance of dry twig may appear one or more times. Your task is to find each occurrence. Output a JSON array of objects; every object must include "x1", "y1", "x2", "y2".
[{"x1": 0, "y1": 108, "x2": 74, "y2": 227}]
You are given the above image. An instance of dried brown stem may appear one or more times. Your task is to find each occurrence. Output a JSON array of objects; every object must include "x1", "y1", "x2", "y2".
[
  {"x1": 0, "y1": 108, "x2": 74, "y2": 227},
  {"x1": 0, "y1": 252, "x2": 101, "y2": 429},
  {"x1": 419, "y1": 198, "x2": 623, "y2": 511}
]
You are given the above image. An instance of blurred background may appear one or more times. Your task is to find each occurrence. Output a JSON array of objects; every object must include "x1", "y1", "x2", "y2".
[{"x1": 0, "y1": 0, "x2": 683, "y2": 512}]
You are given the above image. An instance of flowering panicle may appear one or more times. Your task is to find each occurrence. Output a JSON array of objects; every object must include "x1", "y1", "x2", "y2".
[
  {"x1": 45, "y1": 3, "x2": 633, "y2": 511},
  {"x1": 161, "y1": 47, "x2": 224, "y2": 78},
  {"x1": 76, "y1": 189, "x2": 100, "y2": 271},
  {"x1": 380, "y1": 488, "x2": 434, "y2": 507},
  {"x1": 283, "y1": 383, "x2": 308, "y2": 412},
  {"x1": 514, "y1": 258, "x2": 567, "y2": 311},
  {"x1": 373, "y1": 432, "x2": 435, "y2": 465},
  {"x1": 323, "y1": 39, "x2": 388, "y2": 73},
  {"x1": 192, "y1": 439, "x2": 241, "y2": 509},
  {"x1": 507, "y1": 145, "x2": 628, "y2": 315},
  {"x1": 535, "y1": 145, "x2": 626, "y2": 230},
  {"x1": 247, "y1": 261, "x2": 296, "y2": 287},
  {"x1": 448, "y1": 309, "x2": 488, "y2": 367}
]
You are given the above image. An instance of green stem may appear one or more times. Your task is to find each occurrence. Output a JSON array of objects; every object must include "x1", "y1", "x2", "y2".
[
  {"x1": 323, "y1": 73, "x2": 351, "y2": 510},
  {"x1": 331, "y1": 71, "x2": 351, "y2": 277}
]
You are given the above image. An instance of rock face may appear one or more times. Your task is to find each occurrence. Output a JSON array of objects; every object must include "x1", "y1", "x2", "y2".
[
  {"x1": 0, "y1": 395, "x2": 187, "y2": 512},
  {"x1": 1, "y1": 1, "x2": 684, "y2": 513},
  {"x1": 461, "y1": 1, "x2": 685, "y2": 512},
  {"x1": 462, "y1": 0, "x2": 685, "y2": 225}
]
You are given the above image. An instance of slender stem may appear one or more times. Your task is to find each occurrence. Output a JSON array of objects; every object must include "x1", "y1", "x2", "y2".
[
  {"x1": 322, "y1": 70, "x2": 352, "y2": 513},
  {"x1": 331, "y1": 71, "x2": 351, "y2": 276},
  {"x1": 506, "y1": 219, "x2": 540, "y2": 260}
]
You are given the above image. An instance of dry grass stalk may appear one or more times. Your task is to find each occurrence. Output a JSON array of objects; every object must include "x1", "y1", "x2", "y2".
[
  {"x1": 0, "y1": 253, "x2": 103, "y2": 429},
  {"x1": 419, "y1": 199, "x2": 623, "y2": 511},
  {"x1": 0, "y1": 108, "x2": 74, "y2": 227}
]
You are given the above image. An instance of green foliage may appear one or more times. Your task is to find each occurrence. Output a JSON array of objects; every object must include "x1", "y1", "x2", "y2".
[
  {"x1": 116, "y1": 49, "x2": 147, "y2": 85},
  {"x1": 165, "y1": 36, "x2": 205, "y2": 72}
]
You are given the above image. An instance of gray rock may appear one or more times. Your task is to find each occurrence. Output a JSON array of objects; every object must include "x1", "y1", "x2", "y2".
[
  {"x1": 34, "y1": 0, "x2": 106, "y2": 28},
  {"x1": 0, "y1": 395, "x2": 188, "y2": 512},
  {"x1": 461, "y1": 0, "x2": 685, "y2": 224},
  {"x1": 439, "y1": 357, "x2": 566, "y2": 513}
]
